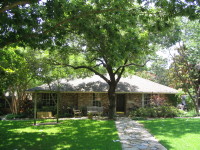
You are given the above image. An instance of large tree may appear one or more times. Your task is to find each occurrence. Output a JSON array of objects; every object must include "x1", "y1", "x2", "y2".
[
  {"x1": 1, "y1": 0, "x2": 199, "y2": 118},
  {"x1": 46, "y1": 1, "x2": 185, "y2": 119}
]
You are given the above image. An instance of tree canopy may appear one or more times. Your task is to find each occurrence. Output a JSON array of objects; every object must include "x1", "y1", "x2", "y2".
[{"x1": 0, "y1": 0, "x2": 199, "y2": 49}]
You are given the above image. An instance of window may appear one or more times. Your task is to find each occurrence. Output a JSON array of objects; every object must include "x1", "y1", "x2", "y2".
[
  {"x1": 144, "y1": 94, "x2": 151, "y2": 107},
  {"x1": 93, "y1": 93, "x2": 101, "y2": 107},
  {"x1": 40, "y1": 93, "x2": 57, "y2": 106}
]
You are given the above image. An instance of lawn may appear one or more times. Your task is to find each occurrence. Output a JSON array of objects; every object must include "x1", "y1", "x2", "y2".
[
  {"x1": 139, "y1": 118, "x2": 200, "y2": 150},
  {"x1": 0, "y1": 119, "x2": 121, "y2": 150}
]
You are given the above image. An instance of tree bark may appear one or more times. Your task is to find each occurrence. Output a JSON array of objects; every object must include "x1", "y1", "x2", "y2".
[{"x1": 108, "y1": 82, "x2": 116, "y2": 119}]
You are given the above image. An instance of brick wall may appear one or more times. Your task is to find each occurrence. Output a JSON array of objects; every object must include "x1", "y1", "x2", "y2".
[
  {"x1": 100, "y1": 93, "x2": 109, "y2": 114},
  {"x1": 37, "y1": 92, "x2": 172, "y2": 116},
  {"x1": 77, "y1": 93, "x2": 93, "y2": 109}
]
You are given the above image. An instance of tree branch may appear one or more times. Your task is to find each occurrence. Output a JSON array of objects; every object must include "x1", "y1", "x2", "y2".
[
  {"x1": 90, "y1": 58, "x2": 105, "y2": 67},
  {"x1": 52, "y1": 62, "x2": 109, "y2": 83},
  {"x1": 116, "y1": 59, "x2": 128, "y2": 83},
  {"x1": 114, "y1": 59, "x2": 149, "y2": 75},
  {"x1": 0, "y1": 1, "x2": 31, "y2": 13}
]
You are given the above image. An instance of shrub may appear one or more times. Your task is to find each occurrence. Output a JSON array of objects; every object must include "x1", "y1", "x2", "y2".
[
  {"x1": 148, "y1": 107, "x2": 158, "y2": 117},
  {"x1": 5, "y1": 114, "x2": 16, "y2": 120},
  {"x1": 130, "y1": 105, "x2": 184, "y2": 118},
  {"x1": 5, "y1": 113, "x2": 27, "y2": 120},
  {"x1": 131, "y1": 107, "x2": 148, "y2": 118},
  {"x1": 180, "y1": 109, "x2": 198, "y2": 117}
]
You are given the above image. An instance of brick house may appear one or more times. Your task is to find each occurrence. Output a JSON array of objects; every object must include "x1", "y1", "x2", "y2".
[{"x1": 27, "y1": 75, "x2": 178, "y2": 115}]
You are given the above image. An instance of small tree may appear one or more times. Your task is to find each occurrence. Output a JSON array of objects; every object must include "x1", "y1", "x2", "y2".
[
  {"x1": 170, "y1": 45, "x2": 199, "y2": 114},
  {"x1": 169, "y1": 19, "x2": 200, "y2": 114},
  {"x1": 0, "y1": 47, "x2": 39, "y2": 114}
]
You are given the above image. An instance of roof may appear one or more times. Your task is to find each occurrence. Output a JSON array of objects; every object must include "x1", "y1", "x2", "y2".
[{"x1": 27, "y1": 75, "x2": 178, "y2": 94}]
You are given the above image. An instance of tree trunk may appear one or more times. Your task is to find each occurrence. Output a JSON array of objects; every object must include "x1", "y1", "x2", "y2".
[
  {"x1": 2, "y1": 94, "x2": 12, "y2": 114},
  {"x1": 196, "y1": 87, "x2": 200, "y2": 116},
  {"x1": 108, "y1": 82, "x2": 116, "y2": 119}
]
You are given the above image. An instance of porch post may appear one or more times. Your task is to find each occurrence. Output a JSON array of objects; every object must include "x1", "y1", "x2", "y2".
[
  {"x1": 56, "y1": 92, "x2": 60, "y2": 123},
  {"x1": 142, "y1": 93, "x2": 144, "y2": 108},
  {"x1": 34, "y1": 92, "x2": 37, "y2": 125}
]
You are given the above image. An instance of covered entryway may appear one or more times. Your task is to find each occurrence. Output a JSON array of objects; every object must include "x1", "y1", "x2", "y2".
[{"x1": 116, "y1": 94, "x2": 126, "y2": 113}]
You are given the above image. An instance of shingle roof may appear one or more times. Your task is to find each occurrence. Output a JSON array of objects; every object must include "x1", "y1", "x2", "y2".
[{"x1": 27, "y1": 75, "x2": 178, "y2": 94}]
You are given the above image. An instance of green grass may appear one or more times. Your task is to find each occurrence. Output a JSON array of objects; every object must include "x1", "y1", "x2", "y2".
[
  {"x1": 139, "y1": 118, "x2": 200, "y2": 150},
  {"x1": 0, "y1": 119, "x2": 121, "y2": 150}
]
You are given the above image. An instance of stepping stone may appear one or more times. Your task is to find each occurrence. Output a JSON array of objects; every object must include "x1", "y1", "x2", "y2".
[{"x1": 136, "y1": 144, "x2": 148, "y2": 149}]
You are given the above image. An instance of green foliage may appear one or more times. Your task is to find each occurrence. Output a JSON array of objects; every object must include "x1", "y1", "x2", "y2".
[
  {"x1": 176, "y1": 89, "x2": 197, "y2": 111},
  {"x1": 135, "y1": 55, "x2": 172, "y2": 86},
  {"x1": 184, "y1": 94, "x2": 196, "y2": 110},
  {"x1": 5, "y1": 114, "x2": 16, "y2": 120},
  {"x1": 0, "y1": 0, "x2": 199, "y2": 49},
  {"x1": 0, "y1": 47, "x2": 43, "y2": 114},
  {"x1": 5, "y1": 113, "x2": 27, "y2": 120},
  {"x1": 181, "y1": 109, "x2": 198, "y2": 117},
  {"x1": 168, "y1": 19, "x2": 200, "y2": 113},
  {"x1": 130, "y1": 105, "x2": 184, "y2": 118},
  {"x1": 0, "y1": 47, "x2": 41, "y2": 91},
  {"x1": 166, "y1": 94, "x2": 179, "y2": 107}
]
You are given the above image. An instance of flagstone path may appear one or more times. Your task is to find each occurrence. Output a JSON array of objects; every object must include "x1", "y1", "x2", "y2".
[{"x1": 115, "y1": 117, "x2": 167, "y2": 150}]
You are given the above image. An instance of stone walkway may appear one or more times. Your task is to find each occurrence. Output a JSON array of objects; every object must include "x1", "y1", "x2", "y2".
[{"x1": 115, "y1": 117, "x2": 167, "y2": 150}]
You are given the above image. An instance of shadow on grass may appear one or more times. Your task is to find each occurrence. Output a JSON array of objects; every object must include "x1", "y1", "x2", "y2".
[
  {"x1": 159, "y1": 140, "x2": 174, "y2": 150},
  {"x1": 0, "y1": 119, "x2": 121, "y2": 150},
  {"x1": 140, "y1": 118, "x2": 200, "y2": 138},
  {"x1": 139, "y1": 118, "x2": 200, "y2": 149}
]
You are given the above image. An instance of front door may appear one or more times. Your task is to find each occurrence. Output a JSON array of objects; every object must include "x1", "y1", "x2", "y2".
[{"x1": 116, "y1": 94, "x2": 126, "y2": 112}]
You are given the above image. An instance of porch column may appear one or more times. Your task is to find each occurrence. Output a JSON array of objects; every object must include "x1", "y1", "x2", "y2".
[
  {"x1": 34, "y1": 92, "x2": 37, "y2": 125},
  {"x1": 142, "y1": 93, "x2": 144, "y2": 108},
  {"x1": 56, "y1": 92, "x2": 60, "y2": 123}
]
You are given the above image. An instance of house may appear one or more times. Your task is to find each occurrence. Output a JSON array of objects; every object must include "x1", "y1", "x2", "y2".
[{"x1": 27, "y1": 75, "x2": 178, "y2": 115}]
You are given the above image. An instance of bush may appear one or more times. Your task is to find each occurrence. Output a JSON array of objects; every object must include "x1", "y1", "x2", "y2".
[
  {"x1": 130, "y1": 105, "x2": 184, "y2": 118},
  {"x1": 180, "y1": 109, "x2": 198, "y2": 117},
  {"x1": 5, "y1": 113, "x2": 27, "y2": 120},
  {"x1": 131, "y1": 107, "x2": 148, "y2": 118},
  {"x1": 5, "y1": 114, "x2": 16, "y2": 120}
]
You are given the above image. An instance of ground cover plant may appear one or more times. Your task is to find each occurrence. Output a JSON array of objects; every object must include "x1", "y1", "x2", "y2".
[
  {"x1": 0, "y1": 119, "x2": 121, "y2": 150},
  {"x1": 139, "y1": 118, "x2": 200, "y2": 150}
]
